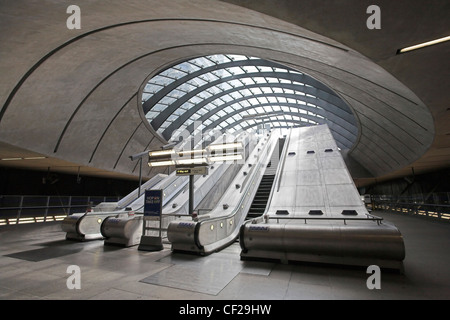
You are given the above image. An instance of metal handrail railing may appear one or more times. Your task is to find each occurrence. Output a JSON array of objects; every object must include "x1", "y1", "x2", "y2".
[
  {"x1": 275, "y1": 128, "x2": 292, "y2": 193},
  {"x1": 266, "y1": 213, "x2": 384, "y2": 225},
  {"x1": 0, "y1": 195, "x2": 121, "y2": 225},
  {"x1": 197, "y1": 133, "x2": 277, "y2": 226},
  {"x1": 372, "y1": 201, "x2": 450, "y2": 221}
]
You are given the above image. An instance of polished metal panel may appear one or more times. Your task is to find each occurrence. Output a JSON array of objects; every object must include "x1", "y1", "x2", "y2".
[
  {"x1": 77, "y1": 214, "x2": 107, "y2": 240},
  {"x1": 60, "y1": 213, "x2": 84, "y2": 240},
  {"x1": 101, "y1": 214, "x2": 143, "y2": 247},
  {"x1": 241, "y1": 222, "x2": 405, "y2": 261},
  {"x1": 240, "y1": 125, "x2": 406, "y2": 269},
  {"x1": 167, "y1": 132, "x2": 278, "y2": 254}
]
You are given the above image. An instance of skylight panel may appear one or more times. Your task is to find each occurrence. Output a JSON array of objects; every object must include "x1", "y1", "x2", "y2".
[
  {"x1": 177, "y1": 62, "x2": 201, "y2": 73},
  {"x1": 211, "y1": 69, "x2": 231, "y2": 78},
  {"x1": 257, "y1": 66, "x2": 274, "y2": 72},
  {"x1": 217, "y1": 82, "x2": 233, "y2": 91},
  {"x1": 273, "y1": 87, "x2": 284, "y2": 93},
  {"x1": 190, "y1": 77, "x2": 208, "y2": 87},
  {"x1": 167, "y1": 89, "x2": 187, "y2": 99},
  {"x1": 243, "y1": 65, "x2": 259, "y2": 73},
  {"x1": 257, "y1": 97, "x2": 268, "y2": 104},
  {"x1": 192, "y1": 56, "x2": 216, "y2": 68},
  {"x1": 197, "y1": 90, "x2": 213, "y2": 100},
  {"x1": 250, "y1": 88, "x2": 263, "y2": 95},
  {"x1": 248, "y1": 98, "x2": 259, "y2": 105},
  {"x1": 143, "y1": 83, "x2": 163, "y2": 93},
  {"x1": 240, "y1": 100, "x2": 251, "y2": 107},
  {"x1": 253, "y1": 77, "x2": 267, "y2": 84},
  {"x1": 226, "y1": 54, "x2": 249, "y2": 61},
  {"x1": 145, "y1": 111, "x2": 158, "y2": 120},
  {"x1": 173, "y1": 108, "x2": 185, "y2": 116},
  {"x1": 149, "y1": 75, "x2": 172, "y2": 86},
  {"x1": 177, "y1": 82, "x2": 197, "y2": 92},
  {"x1": 274, "y1": 67, "x2": 289, "y2": 73},
  {"x1": 199, "y1": 72, "x2": 219, "y2": 82},
  {"x1": 152, "y1": 103, "x2": 167, "y2": 112},
  {"x1": 142, "y1": 93, "x2": 152, "y2": 102},
  {"x1": 159, "y1": 96, "x2": 177, "y2": 105},
  {"x1": 240, "y1": 77, "x2": 255, "y2": 85},
  {"x1": 226, "y1": 66, "x2": 246, "y2": 76},
  {"x1": 160, "y1": 68, "x2": 187, "y2": 80},
  {"x1": 228, "y1": 79, "x2": 244, "y2": 88},
  {"x1": 269, "y1": 78, "x2": 281, "y2": 84}
]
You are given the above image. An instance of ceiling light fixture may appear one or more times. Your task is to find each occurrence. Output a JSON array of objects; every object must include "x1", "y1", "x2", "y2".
[
  {"x1": 397, "y1": 35, "x2": 450, "y2": 54},
  {"x1": 1, "y1": 156, "x2": 47, "y2": 161}
]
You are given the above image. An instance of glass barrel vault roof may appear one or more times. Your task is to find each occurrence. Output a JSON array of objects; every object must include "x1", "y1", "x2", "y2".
[{"x1": 141, "y1": 54, "x2": 358, "y2": 150}]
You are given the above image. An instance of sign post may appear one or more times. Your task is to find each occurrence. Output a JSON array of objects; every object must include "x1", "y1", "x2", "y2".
[
  {"x1": 176, "y1": 166, "x2": 209, "y2": 217},
  {"x1": 138, "y1": 189, "x2": 164, "y2": 251}
]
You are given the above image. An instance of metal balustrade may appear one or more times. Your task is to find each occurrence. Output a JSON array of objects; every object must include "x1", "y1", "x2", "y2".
[
  {"x1": 0, "y1": 195, "x2": 120, "y2": 226},
  {"x1": 372, "y1": 201, "x2": 450, "y2": 221}
]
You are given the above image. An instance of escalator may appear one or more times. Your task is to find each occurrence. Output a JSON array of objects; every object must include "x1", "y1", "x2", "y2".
[
  {"x1": 246, "y1": 136, "x2": 285, "y2": 219},
  {"x1": 247, "y1": 175, "x2": 275, "y2": 219},
  {"x1": 167, "y1": 132, "x2": 279, "y2": 255},
  {"x1": 239, "y1": 125, "x2": 406, "y2": 270}
]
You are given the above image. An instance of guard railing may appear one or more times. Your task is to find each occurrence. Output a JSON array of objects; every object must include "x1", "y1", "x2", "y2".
[
  {"x1": 372, "y1": 201, "x2": 450, "y2": 221},
  {"x1": 0, "y1": 195, "x2": 120, "y2": 226}
]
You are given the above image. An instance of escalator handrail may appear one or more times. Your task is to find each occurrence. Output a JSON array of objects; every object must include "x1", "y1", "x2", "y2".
[
  {"x1": 194, "y1": 133, "x2": 278, "y2": 249},
  {"x1": 264, "y1": 128, "x2": 292, "y2": 216}
]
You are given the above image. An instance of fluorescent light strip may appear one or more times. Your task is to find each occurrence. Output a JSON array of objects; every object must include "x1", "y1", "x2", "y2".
[
  {"x1": 208, "y1": 142, "x2": 243, "y2": 151},
  {"x1": 398, "y1": 35, "x2": 450, "y2": 53},
  {"x1": 1, "y1": 156, "x2": 47, "y2": 161},
  {"x1": 19, "y1": 219, "x2": 35, "y2": 224},
  {"x1": 148, "y1": 160, "x2": 175, "y2": 167},
  {"x1": 177, "y1": 158, "x2": 207, "y2": 165},
  {"x1": 149, "y1": 150, "x2": 175, "y2": 157}
]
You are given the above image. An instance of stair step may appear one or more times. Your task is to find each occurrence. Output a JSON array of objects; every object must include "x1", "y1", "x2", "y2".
[{"x1": 246, "y1": 175, "x2": 276, "y2": 220}]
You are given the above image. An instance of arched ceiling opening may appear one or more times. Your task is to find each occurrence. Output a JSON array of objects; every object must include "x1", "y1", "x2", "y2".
[{"x1": 141, "y1": 54, "x2": 358, "y2": 150}]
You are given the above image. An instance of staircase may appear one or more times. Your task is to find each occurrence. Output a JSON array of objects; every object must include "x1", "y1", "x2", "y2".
[{"x1": 246, "y1": 175, "x2": 275, "y2": 219}]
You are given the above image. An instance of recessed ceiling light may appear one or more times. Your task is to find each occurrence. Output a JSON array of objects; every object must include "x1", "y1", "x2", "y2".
[
  {"x1": 0, "y1": 156, "x2": 47, "y2": 161},
  {"x1": 397, "y1": 35, "x2": 450, "y2": 54}
]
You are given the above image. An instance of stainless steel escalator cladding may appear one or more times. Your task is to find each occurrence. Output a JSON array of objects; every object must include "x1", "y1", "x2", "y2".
[
  {"x1": 239, "y1": 125, "x2": 406, "y2": 270},
  {"x1": 240, "y1": 221, "x2": 406, "y2": 262},
  {"x1": 167, "y1": 132, "x2": 280, "y2": 255}
]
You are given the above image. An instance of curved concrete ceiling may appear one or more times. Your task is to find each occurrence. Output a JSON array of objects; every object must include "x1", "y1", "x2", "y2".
[{"x1": 0, "y1": 0, "x2": 445, "y2": 186}]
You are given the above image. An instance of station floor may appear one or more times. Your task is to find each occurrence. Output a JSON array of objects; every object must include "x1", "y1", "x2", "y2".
[{"x1": 0, "y1": 210, "x2": 449, "y2": 300}]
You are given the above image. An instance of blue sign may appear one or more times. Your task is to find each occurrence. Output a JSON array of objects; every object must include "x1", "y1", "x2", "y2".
[{"x1": 144, "y1": 189, "x2": 163, "y2": 217}]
